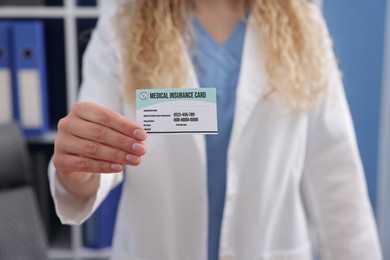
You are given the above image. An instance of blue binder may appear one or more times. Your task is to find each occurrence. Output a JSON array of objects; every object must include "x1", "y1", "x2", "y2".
[
  {"x1": 11, "y1": 20, "x2": 49, "y2": 136},
  {"x1": 0, "y1": 22, "x2": 15, "y2": 124},
  {"x1": 83, "y1": 183, "x2": 123, "y2": 249}
]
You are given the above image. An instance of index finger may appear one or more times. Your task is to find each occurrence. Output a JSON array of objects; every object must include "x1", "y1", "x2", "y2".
[{"x1": 71, "y1": 102, "x2": 147, "y2": 141}]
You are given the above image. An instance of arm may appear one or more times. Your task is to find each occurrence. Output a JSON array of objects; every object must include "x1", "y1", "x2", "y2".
[
  {"x1": 56, "y1": 171, "x2": 99, "y2": 198},
  {"x1": 301, "y1": 6, "x2": 382, "y2": 259},
  {"x1": 301, "y1": 69, "x2": 382, "y2": 259},
  {"x1": 48, "y1": 6, "x2": 146, "y2": 225}
]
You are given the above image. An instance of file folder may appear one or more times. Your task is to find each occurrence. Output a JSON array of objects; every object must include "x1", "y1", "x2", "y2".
[
  {"x1": 83, "y1": 183, "x2": 123, "y2": 249},
  {"x1": 0, "y1": 22, "x2": 14, "y2": 124},
  {"x1": 11, "y1": 21, "x2": 49, "y2": 136}
]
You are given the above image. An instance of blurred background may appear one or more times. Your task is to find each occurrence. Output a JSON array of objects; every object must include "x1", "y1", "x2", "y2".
[{"x1": 0, "y1": 0, "x2": 389, "y2": 259}]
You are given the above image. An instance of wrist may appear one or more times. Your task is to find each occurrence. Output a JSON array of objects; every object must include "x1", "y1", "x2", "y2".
[
  {"x1": 57, "y1": 171, "x2": 94, "y2": 182},
  {"x1": 56, "y1": 170, "x2": 100, "y2": 198}
]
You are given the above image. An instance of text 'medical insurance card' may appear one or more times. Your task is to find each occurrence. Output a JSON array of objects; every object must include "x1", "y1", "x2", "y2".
[{"x1": 136, "y1": 88, "x2": 218, "y2": 134}]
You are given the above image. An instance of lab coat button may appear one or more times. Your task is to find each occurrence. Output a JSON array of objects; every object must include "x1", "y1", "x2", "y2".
[
  {"x1": 227, "y1": 192, "x2": 236, "y2": 201},
  {"x1": 220, "y1": 251, "x2": 234, "y2": 260}
]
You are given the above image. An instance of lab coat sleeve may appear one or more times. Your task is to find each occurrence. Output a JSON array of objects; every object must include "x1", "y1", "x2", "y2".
[
  {"x1": 301, "y1": 5, "x2": 383, "y2": 260},
  {"x1": 48, "y1": 7, "x2": 124, "y2": 225}
]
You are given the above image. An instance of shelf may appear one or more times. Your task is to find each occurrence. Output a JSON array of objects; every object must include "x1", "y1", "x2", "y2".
[
  {"x1": 0, "y1": 7, "x2": 99, "y2": 18},
  {"x1": 80, "y1": 247, "x2": 111, "y2": 259},
  {"x1": 48, "y1": 248, "x2": 73, "y2": 260},
  {"x1": 47, "y1": 248, "x2": 111, "y2": 260}
]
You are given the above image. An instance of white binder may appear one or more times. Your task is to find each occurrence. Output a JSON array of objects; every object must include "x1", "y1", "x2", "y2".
[{"x1": 0, "y1": 22, "x2": 14, "y2": 124}]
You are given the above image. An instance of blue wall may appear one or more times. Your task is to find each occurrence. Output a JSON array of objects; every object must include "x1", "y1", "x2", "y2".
[{"x1": 323, "y1": 0, "x2": 387, "y2": 212}]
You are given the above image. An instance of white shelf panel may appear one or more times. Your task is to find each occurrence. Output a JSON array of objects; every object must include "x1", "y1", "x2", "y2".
[
  {"x1": 0, "y1": 7, "x2": 99, "y2": 18},
  {"x1": 80, "y1": 247, "x2": 112, "y2": 258},
  {"x1": 48, "y1": 248, "x2": 73, "y2": 259}
]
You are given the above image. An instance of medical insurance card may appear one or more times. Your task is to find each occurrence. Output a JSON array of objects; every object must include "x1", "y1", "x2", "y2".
[{"x1": 136, "y1": 88, "x2": 218, "y2": 134}]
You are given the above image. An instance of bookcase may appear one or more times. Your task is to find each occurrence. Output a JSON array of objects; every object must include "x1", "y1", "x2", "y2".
[{"x1": 0, "y1": 0, "x2": 115, "y2": 259}]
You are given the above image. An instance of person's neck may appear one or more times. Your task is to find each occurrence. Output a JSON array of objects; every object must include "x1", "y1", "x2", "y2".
[
  {"x1": 194, "y1": 0, "x2": 245, "y2": 45},
  {"x1": 196, "y1": 0, "x2": 233, "y2": 8}
]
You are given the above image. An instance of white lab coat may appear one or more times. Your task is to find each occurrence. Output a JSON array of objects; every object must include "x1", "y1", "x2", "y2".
[{"x1": 48, "y1": 4, "x2": 382, "y2": 260}]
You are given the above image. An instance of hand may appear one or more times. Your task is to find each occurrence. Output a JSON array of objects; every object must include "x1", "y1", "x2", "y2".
[{"x1": 53, "y1": 102, "x2": 147, "y2": 177}]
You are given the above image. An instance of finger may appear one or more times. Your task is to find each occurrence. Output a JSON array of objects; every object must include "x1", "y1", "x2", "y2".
[
  {"x1": 71, "y1": 102, "x2": 147, "y2": 141},
  {"x1": 53, "y1": 153, "x2": 124, "y2": 174},
  {"x1": 61, "y1": 116, "x2": 147, "y2": 156},
  {"x1": 57, "y1": 134, "x2": 142, "y2": 166}
]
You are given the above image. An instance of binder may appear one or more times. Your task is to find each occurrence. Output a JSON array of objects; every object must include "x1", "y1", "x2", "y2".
[
  {"x1": 0, "y1": 22, "x2": 14, "y2": 124},
  {"x1": 83, "y1": 183, "x2": 123, "y2": 249},
  {"x1": 11, "y1": 21, "x2": 49, "y2": 136}
]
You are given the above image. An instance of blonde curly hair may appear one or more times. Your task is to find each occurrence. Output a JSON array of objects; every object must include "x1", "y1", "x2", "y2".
[{"x1": 116, "y1": 0, "x2": 330, "y2": 111}]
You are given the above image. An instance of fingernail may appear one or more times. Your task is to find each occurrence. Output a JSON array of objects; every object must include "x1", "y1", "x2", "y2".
[
  {"x1": 132, "y1": 143, "x2": 146, "y2": 154},
  {"x1": 111, "y1": 164, "x2": 123, "y2": 171},
  {"x1": 126, "y1": 154, "x2": 140, "y2": 163},
  {"x1": 133, "y1": 129, "x2": 147, "y2": 140}
]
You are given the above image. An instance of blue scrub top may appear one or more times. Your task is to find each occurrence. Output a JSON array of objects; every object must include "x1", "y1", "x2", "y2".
[{"x1": 191, "y1": 18, "x2": 247, "y2": 260}]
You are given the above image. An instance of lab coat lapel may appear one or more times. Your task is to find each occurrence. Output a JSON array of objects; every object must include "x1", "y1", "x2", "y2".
[
  {"x1": 230, "y1": 15, "x2": 267, "y2": 147},
  {"x1": 181, "y1": 15, "x2": 266, "y2": 167},
  {"x1": 183, "y1": 50, "x2": 207, "y2": 168}
]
